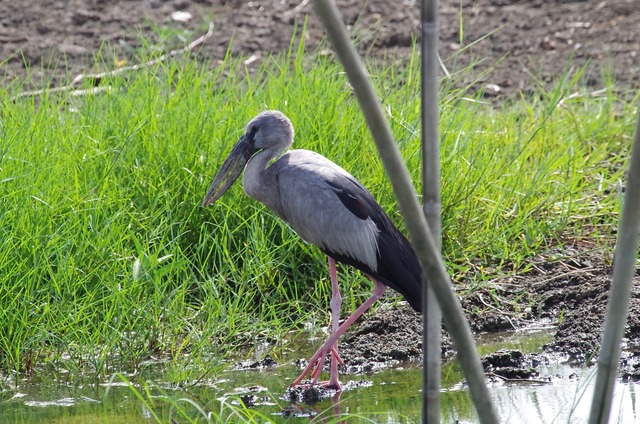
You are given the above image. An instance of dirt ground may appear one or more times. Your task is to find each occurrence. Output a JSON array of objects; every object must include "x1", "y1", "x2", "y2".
[
  {"x1": 2, "y1": 0, "x2": 640, "y2": 389},
  {"x1": 1, "y1": 0, "x2": 639, "y2": 97}
]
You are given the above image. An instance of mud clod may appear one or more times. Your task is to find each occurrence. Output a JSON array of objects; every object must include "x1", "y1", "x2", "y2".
[
  {"x1": 283, "y1": 384, "x2": 338, "y2": 405},
  {"x1": 482, "y1": 350, "x2": 545, "y2": 381},
  {"x1": 233, "y1": 354, "x2": 277, "y2": 370}
]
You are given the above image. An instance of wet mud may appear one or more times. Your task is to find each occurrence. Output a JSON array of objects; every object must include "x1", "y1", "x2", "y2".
[
  {"x1": 337, "y1": 249, "x2": 640, "y2": 385},
  {"x1": 482, "y1": 350, "x2": 547, "y2": 382},
  {"x1": 242, "y1": 249, "x2": 640, "y2": 401}
]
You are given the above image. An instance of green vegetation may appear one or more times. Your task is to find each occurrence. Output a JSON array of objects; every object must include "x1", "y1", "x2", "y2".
[{"x1": 0, "y1": 38, "x2": 636, "y2": 386}]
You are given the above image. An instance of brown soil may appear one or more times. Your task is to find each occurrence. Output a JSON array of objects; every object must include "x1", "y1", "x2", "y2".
[
  {"x1": 3, "y1": 0, "x2": 639, "y2": 394},
  {"x1": 1, "y1": 0, "x2": 639, "y2": 98}
]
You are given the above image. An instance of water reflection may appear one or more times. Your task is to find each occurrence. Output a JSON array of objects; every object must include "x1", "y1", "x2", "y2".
[
  {"x1": 442, "y1": 366, "x2": 640, "y2": 423},
  {"x1": 281, "y1": 392, "x2": 344, "y2": 423}
]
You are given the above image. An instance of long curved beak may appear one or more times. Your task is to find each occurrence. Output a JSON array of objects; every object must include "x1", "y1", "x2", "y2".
[{"x1": 202, "y1": 134, "x2": 256, "y2": 207}]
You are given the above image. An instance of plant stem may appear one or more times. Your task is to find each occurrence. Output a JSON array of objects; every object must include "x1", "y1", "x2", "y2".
[
  {"x1": 422, "y1": 0, "x2": 442, "y2": 423},
  {"x1": 588, "y1": 105, "x2": 640, "y2": 424}
]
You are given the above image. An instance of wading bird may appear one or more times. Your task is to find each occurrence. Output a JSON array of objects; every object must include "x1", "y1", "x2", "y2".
[{"x1": 202, "y1": 111, "x2": 422, "y2": 390}]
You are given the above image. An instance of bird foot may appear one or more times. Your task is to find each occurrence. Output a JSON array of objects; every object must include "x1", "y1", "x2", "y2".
[{"x1": 291, "y1": 346, "x2": 343, "y2": 387}]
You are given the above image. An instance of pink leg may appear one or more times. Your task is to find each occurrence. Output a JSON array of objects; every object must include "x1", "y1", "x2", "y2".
[
  {"x1": 328, "y1": 257, "x2": 341, "y2": 388},
  {"x1": 291, "y1": 275, "x2": 387, "y2": 389},
  {"x1": 302, "y1": 257, "x2": 344, "y2": 387}
]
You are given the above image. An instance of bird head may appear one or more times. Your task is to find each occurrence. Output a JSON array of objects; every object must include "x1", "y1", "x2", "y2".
[
  {"x1": 247, "y1": 110, "x2": 294, "y2": 151},
  {"x1": 202, "y1": 110, "x2": 294, "y2": 206}
]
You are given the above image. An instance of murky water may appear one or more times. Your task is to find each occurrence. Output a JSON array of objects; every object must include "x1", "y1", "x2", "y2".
[{"x1": 2, "y1": 326, "x2": 640, "y2": 423}]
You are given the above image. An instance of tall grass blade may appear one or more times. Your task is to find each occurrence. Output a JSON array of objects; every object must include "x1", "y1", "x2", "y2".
[
  {"x1": 588, "y1": 106, "x2": 640, "y2": 423},
  {"x1": 311, "y1": 0, "x2": 498, "y2": 422}
]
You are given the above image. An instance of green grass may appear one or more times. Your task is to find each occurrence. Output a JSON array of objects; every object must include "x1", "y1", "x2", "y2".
[{"x1": 0, "y1": 36, "x2": 636, "y2": 383}]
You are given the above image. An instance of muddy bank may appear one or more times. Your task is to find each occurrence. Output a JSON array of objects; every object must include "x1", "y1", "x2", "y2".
[
  {"x1": 330, "y1": 248, "x2": 640, "y2": 384},
  {"x1": 228, "y1": 250, "x2": 639, "y2": 392}
]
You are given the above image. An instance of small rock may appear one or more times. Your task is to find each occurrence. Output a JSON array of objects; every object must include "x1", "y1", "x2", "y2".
[
  {"x1": 57, "y1": 43, "x2": 88, "y2": 55},
  {"x1": 171, "y1": 11, "x2": 193, "y2": 23},
  {"x1": 484, "y1": 83, "x2": 502, "y2": 97}
]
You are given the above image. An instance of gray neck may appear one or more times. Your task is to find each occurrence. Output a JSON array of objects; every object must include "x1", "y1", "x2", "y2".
[{"x1": 242, "y1": 147, "x2": 280, "y2": 205}]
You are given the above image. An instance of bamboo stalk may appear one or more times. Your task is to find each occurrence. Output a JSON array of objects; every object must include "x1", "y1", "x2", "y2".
[
  {"x1": 421, "y1": 0, "x2": 442, "y2": 423},
  {"x1": 588, "y1": 107, "x2": 640, "y2": 423},
  {"x1": 312, "y1": 1, "x2": 498, "y2": 422}
]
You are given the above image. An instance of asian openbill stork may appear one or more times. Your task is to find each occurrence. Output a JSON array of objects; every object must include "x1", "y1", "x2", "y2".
[{"x1": 202, "y1": 110, "x2": 422, "y2": 390}]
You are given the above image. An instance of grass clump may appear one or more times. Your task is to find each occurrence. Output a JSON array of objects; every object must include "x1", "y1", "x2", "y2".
[{"x1": 0, "y1": 40, "x2": 636, "y2": 381}]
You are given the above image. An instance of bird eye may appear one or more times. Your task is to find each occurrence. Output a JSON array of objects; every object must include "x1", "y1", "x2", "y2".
[{"x1": 245, "y1": 126, "x2": 261, "y2": 148}]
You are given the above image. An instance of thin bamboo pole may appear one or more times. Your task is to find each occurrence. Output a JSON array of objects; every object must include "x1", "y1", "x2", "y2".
[
  {"x1": 312, "y1": 1, "x2": 498, "y2": 422},
  {"x1": 421, "y1": 0, "x2": 442, "y2": 423},
  {"x1": 588, "y1": 107, "x2": 640, "y2": 423}
]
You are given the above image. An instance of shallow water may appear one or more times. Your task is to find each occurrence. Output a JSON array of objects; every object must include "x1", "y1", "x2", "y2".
[
  {"x1": 444, "y1": 361, "x2": 640, "y2": 423},
  {"x1": 2, "y1": 326, "x2": 640, "y2": 423}
]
